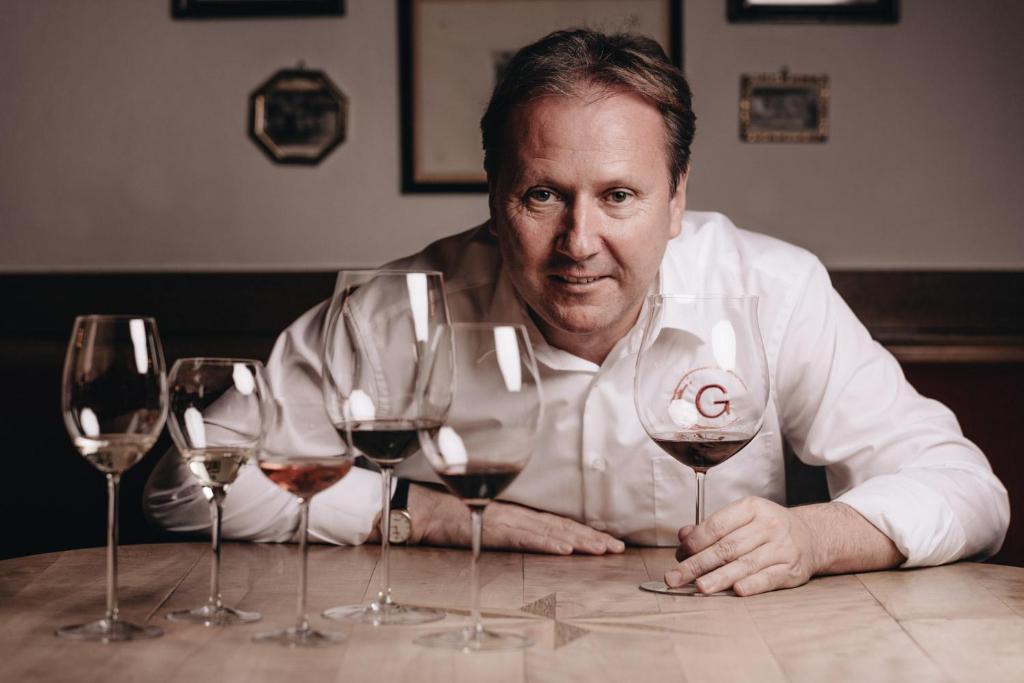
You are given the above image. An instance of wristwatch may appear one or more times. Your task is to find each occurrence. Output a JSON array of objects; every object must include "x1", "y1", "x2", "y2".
[{"x1": 385, "y1": 478, "x2": 414, "y2": 544}]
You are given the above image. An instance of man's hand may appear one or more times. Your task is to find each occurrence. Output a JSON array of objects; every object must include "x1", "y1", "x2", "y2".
[
  {"x1": 408, "y1": 482, "x2": 625, "y2": 555},
  {"x1": 666, "y1": 498, "x2": 904, "y2": 596}
]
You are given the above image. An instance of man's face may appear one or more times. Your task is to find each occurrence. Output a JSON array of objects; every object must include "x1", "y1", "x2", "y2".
[{"x1": 489, "y1": 86, "x2": 687, "y2": 361}]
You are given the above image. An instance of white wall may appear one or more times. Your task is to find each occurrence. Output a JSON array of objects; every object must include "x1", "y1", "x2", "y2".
[
  {"x1": 1, "y1": 0, "x2": 1021, "y2": 271},
  {"x1": 684, "y1": 0, "x2": 1024, "y2": 268}
]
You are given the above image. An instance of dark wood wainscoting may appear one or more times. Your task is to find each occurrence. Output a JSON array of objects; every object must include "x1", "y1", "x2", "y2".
[{"x1": 2, "y1": 271, "x2": 1021, "y2": 565}]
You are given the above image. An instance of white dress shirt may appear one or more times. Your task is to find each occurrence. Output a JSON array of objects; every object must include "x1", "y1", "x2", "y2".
[{"x1": 144, "y1": 211, "x2": 1009, "y2": 566}]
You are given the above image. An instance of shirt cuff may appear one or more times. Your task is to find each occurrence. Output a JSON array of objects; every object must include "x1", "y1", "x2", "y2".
[
  {"x1": 305, "y1": 466, "x2": 384, "y2": 546},
  {"x1": 835, "y1": 473, "x2": 967, "y2": 568}
]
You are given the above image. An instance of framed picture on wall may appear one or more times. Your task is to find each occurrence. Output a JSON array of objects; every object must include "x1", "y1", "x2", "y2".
[
  {"x1": 172, "y1": 0, "x2": 345, "y2": 18},
  {"x1": 739, "y1": 71, "x2": 829, "y2": 143},
  {"x1": 727, "y1": 0, "x2": 898, "y2": 24},
  {"x1": 248, "y1": 67, "x2": 349, "y2": 164},
  {"x1": 399, "y1": 0, "x2": 683, "y2": 193}
]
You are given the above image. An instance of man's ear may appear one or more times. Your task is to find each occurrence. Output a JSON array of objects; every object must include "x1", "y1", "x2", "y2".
[
  {"x1": 487, "y1": 178, "x2": 499, "y2": 236},
  {"x1": 668, "y1": 170, "x2": 688, "y2": 239}
]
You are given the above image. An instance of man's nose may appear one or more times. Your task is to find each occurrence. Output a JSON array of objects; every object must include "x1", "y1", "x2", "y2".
[{"x1": 556, "y1": 200, "x2": 602, "y2": 262}]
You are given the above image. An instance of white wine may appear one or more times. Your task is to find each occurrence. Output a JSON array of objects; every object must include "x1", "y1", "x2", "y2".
[
  {"x1": 183, "y1": 447, "x2": 252, "y2": 488},
  {"x1": 74, "y1": 433, "x2": 156, "y2": 474}
]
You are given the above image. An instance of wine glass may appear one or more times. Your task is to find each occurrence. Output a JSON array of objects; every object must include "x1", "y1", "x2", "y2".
[
  {"x1": 58, "y1": 315, "x2": 168, "y2": 642},
  {"x1": 252, "y1": 400, "x2": 354, "y2": 647},
  {"x1": 320, "y1": 270, "x2": 449, "y2": 626},
  {"x1": 414, "y1": 323, "x2": 543, "y2": 652},
  {"x1": 634, "y1": 295, "x2": 769, "y2": 596},
  {"x1": 165, "y1": 358, "x2": 271, "y2": 626}
]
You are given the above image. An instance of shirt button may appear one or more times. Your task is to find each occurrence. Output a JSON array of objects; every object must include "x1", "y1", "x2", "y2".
[
  {"x1": 591, "y1": 521, "x2": 607, "y2": 531},
  {"x1": 591, "y1": 457, "x2": 607, "y2": 472}
]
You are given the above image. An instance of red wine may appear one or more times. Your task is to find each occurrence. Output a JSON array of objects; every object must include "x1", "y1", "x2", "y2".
[
  {"x1": 437, "y1": 463, "x2": 522, "y2": 506},
  {"x1": 348, "y1": 419, "x2": 442, "y2": 465},
  {"x1": 651, "y1": 431, "x2": 753, "y2": 473},
  {"x1": 259, "y1": 458, "x2": 353, "y2": 499}
]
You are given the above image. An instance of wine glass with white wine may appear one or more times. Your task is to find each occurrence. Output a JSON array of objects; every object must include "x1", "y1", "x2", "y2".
[
  {"x1": 634, "y1": 295, "x2": 769, "y2": 596},
  {"x1": 58, "y1": 315, "x2": 168, "y2": 642},
  {"x1": 165, "y1": 357, "x2": 272, "y2": 626}
]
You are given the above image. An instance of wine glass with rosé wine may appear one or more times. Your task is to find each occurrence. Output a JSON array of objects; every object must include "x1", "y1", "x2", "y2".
[{"x1": 253, "y1": 400, "x2": 354, "y2": 647}]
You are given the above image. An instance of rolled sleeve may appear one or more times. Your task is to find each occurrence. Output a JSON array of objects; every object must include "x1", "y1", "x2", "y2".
[{"x1": 777, "y1": 259, "x2": 1009, "y2": 566}]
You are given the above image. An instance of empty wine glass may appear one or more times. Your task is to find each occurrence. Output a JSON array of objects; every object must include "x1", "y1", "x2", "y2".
[
  {"x1": 165, "y1": 358, "x2": 272, "y2": 626},
  {"x1": 252, "y1": 400, "x2": 354, "y2": 647},
  {"x1": 320, "y1": 270, "x2": 449, "y2": 626},
  {"x1": 634, "y1": 295, "x2": 769, "y2": 595},
  {"x1": 415, "y1": 323, "x2": 543, "y2": 652},
  {"x1": 58, "y1": 315, "x2": 168, "y2": 642}
]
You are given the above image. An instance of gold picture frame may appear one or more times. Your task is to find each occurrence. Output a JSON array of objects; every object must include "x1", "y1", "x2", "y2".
[
  {"x1": 740, "y1": 70, "x2": 829, "y2": 143},
  {"x1": 248, "y1": 67, "x2": 348, "y2": 165}
]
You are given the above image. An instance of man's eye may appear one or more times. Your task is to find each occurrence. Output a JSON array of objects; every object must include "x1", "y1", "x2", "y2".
[
  {"x1": 526, "y1": 189, "x2": 555, "y2": 203},
  {"x1": 607, "y1": 190, "x2": 632, "y2": 204}
]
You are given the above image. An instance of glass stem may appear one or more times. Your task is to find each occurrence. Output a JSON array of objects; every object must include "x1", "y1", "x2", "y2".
[
  {"x1": 105, "y1": 473, "x2": 120, "y2": 624},
  {"x1": 207, "y1": 488, "x2": 226, "y2": 610},
  {"x1": 469, "y1": 505, "x2": 484, "y2": 635},
  {"x1": 296, "y1": 498, "x2": 310, "y2": 632},
  {"x1": 377, "y1": 466, "x2": 393, "y2": 606},
  {"x1": 695, "y1": 471, "x2": 707, "y2": 526}
]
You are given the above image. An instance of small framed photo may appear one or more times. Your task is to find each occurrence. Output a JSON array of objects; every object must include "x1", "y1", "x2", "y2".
[
  {"x1": 740, "y1": 71, "x2": 829, "y2": 143},
  {"x1": 727, "y1": 0, "x2": 898, "y2": 24},
  {"x1": 399, "y1": 0, "x2": 683, "y2": 193},
  {"x1": 248, "y1": 68, "x2": 348, "y2": 165},
  {"x1": 172, "y1": 0, "x2": 345, "y2": 18}
]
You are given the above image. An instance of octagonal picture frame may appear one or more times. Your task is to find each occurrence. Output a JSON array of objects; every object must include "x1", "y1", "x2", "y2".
[{"x1": 248, "y1": 68, "x2": 348, "y2": 165}]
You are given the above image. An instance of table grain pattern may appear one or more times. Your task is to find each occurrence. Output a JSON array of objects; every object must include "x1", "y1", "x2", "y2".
[{"x1": 2, "y1": 543, "x2": 1023, "y2": 682}]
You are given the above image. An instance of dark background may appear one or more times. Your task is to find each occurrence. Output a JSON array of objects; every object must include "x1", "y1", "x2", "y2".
[{"x1": 2, "y1": 271, "x2": 1021, "y2": 566}]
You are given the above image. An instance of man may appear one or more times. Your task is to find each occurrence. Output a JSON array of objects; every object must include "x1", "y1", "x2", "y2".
[{"x1": 146, "y1": 30, "x2": 1008, "y2": 596}]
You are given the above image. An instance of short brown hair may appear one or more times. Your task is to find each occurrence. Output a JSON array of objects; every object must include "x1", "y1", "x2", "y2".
[{"x1": 481, "y1": 28, "x2": 696, "y2": 193}]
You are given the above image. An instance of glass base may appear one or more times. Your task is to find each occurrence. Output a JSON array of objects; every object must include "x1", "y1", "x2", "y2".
[
  {"x1": 166, "y1": 604, "x2": 261, "y2": 626},
  {"x1": 56, "y1": 617, "x2": 163, "y2": 642},
  {"x1": 414, "y1": 625, "x2": 532, "y2": 652},
  {"x1": 252, "y1": 625, "x2": 345, "y2": 648},
  {"x1": 322, "y1": 601, "x2": 445, "y2": 626},
  {"x1": 639, "y1": 579, "x2": 736, "y2": 597}
]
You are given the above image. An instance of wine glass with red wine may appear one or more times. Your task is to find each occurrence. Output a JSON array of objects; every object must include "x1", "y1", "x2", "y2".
[
  {"x1": 634, "y1": 295, "x2": 769, "y2": 596},
  {"x1": 414, "y1": 323, "x2": 543, "y2": 652},
  {"x1": 252, "y1": 400, "x2": 354, "y2": 647},
  {"x1": 320, "y1": 270, "x2": 450, "y2": 626}
]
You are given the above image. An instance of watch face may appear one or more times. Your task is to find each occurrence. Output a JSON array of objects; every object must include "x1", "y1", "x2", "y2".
[{"x1": 389, "y1": 510, "x2": 412, "y2": 543}]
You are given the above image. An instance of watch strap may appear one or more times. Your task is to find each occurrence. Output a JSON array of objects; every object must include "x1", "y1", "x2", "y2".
[{"x1": 391, "y1": 477, "x2": 411, "y2": 510}]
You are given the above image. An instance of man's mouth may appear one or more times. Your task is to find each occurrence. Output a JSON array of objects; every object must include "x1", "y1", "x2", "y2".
[{"x1": 553, "y1": 274, "x2": 605, "y2": 285}]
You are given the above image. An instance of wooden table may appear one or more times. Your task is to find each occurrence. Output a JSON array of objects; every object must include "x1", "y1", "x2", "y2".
[{"x1": 2, "y1": 543, "x2": 1023, "y2": 682}]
